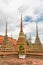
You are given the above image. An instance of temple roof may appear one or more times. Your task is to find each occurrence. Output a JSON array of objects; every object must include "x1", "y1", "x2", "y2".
[{"x1": 0, "y1": 35, "x2": 17, "y2": 46}]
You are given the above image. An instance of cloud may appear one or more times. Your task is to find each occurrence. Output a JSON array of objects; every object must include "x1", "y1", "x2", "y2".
[
  {"x1": 2, "y1": 0, "x2": 10, "y2": 5},
  {"x1": 24, "y1": 16, "x2": 32, "y2": 22},
  {"x1": 18, "y1": 5, "x2": 29, "y2": 14},
  {"x1": 0, "y1": 0, "x2": 43, "y2": 44},
  {"x1": 36, "y1": 13, "x2": 43, "y2": 22}
]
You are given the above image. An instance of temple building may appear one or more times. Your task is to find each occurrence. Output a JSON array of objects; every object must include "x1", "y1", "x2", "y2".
[
  {"x1": 33, "y1": 22, "x2": 42, "y2": 51},
  {"x1": 0, "y1": 15, "x2": 43, "y2": 58}
]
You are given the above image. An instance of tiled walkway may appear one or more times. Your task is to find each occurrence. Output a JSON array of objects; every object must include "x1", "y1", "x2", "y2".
[{"x1": 0, "y1": 57, "x2": 43, "y2": 65}]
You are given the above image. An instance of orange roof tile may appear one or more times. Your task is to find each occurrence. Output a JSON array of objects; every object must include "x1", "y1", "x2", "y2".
[{"x1": 0, "y1": 35, "x2": 17, "y2": 46}]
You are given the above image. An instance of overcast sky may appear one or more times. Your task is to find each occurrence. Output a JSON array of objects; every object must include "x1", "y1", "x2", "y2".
[{"x1": 0, "y1": 0, "x2": 43, "y2": 43}]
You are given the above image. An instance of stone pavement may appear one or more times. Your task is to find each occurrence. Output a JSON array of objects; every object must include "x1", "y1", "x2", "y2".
[{"x1": 0, "y1": 56, "x2": 43, "y2": 65}]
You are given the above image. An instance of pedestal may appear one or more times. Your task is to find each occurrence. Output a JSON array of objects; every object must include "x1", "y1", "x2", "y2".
[{"x1": 19, "y1": 54, "x2": 25, "y2": 58}]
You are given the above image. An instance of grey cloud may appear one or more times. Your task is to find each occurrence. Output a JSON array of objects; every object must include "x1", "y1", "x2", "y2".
[
  {"x1": 34, "y1": 8, "x2": 41, "y2": 15},
  {"x1": 18, "y1": 5, "x2": 29, "y2": 14},
  {"x1": 2, "y1": 0, "x2": 9, "y2": 5}
]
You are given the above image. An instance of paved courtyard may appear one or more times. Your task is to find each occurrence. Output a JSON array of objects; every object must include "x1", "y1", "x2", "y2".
[{"x1": 0, "y1": 56, "x2": 43, "y2": 65}]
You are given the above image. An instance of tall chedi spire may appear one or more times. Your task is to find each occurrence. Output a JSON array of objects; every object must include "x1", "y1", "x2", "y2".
[
  {"x1": 4, "y1": 22, "x2": 8, "y2": 41},
  {"x1": 17, "y1": 14, "x2": 27, "y2": 58},
  {"x1": 1, "y1": 22, "x2": 14, "y2": 51},
  {"x1": 4, "y1": 22, "x2": 8, "y2": 42},
  {"x1": 18, "y1": 14, "x2": 26, "y2": 40},
  {"x1": 20, "y1": 14, "x2": 23, "y2": 32},
  {"x1": 1, "y1": 22, "x2": 8, "y2": 49},
  {"x1": 5, "y1": 22, "x2": 7, "y2": 37},
  {"x1": 36, "y1": 22, "x2": 39, "y2": 41},
  {"x1": 18, "y1": 14, "x2": 26, "y2": 43},
  {"x1": 35, "y1": 22, "x2": 41, "y2": 44},
  {"x1": 34, "y1": 22, "x2": 42, "y2": 51}
]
